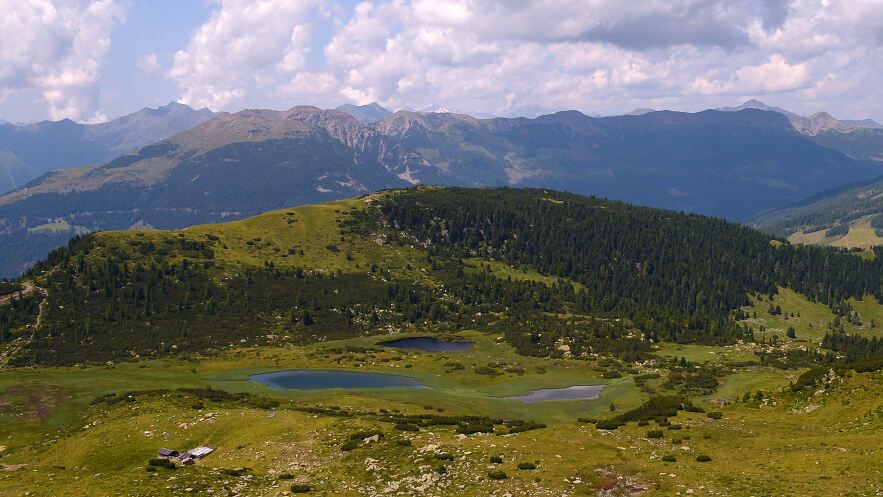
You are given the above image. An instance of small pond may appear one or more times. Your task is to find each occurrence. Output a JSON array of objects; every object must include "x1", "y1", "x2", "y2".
[
  {"x1": 506, "y1": 385, "x2": 605, "y2": 402},
  {"x1": 251, "y1": 370, "x2": 426, "y2": 390},
  {"x1": 379, "y1": 336, "x2": 472, "y2": 352}
]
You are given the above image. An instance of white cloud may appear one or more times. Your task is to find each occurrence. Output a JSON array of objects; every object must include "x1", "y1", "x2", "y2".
[
  {"x1": 274, "y1": 71, "x2": 338, "y2": 100},
  {"x1": 137, "y1": 53, "x2": 160, "y2": 76},
  {"x1": 691, "y1": 54, "x2": 810, "y2": 95},
  {"x1": 168, "y1": 0, "x2": 323, "y2": 110},
  {"x1": 0, "y1": 0, "x2": 126, "y2": 121},
  {"x1": 162, "y1": 0, "x2": 883, "y2": 121}
]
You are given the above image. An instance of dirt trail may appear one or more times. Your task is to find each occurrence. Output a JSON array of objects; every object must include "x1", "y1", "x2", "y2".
[{"x1": 0, "y1": 283, "x2": 40, "y2": 306}]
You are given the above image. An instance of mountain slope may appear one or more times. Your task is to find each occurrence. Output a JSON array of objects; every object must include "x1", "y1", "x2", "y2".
[
  {"x1": 1, "y1": 106, "x2": 879, "y2": 278},
  {"x1": 370, "y1": 108, "x2": 876, "y2": 219},
  {"x1": 720, "y1": 99, "x2": 883, "y2": 164},
  {"x1": 0, "y1": 106, "x2": 407, "y2": 277},
  {"x1": 751, "y1": 175, "x2": 883, "y2": 248},
  {"x1": 335, "y1": 102, "x2": 393, "y2": 123},
  {"x1": 0, "y1": 102, "x2": 213, "y2": 193},
  {"x1": 3, "y1": 187, "x2": 880, "y2": 366}
]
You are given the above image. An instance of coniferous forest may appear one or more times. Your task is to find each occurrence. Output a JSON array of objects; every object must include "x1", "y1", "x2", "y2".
[{"x1": 3, "y1": 187, "x2": 881, "y2": 368}]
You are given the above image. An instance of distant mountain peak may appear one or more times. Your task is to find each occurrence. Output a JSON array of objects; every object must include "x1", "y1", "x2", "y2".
[
  {"x1": 335, "y1": 102, "x2": 392, "y2": 124},
  {"x1": 626, "y1": 108, "x2": 656, "y2": 116},
  {"x1": 720, "y1": 100, "x2": 882, "y2": 135}
]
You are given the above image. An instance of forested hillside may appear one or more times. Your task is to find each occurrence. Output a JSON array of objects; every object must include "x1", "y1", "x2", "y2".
[
  {"x1": 751, "y1": 175, "x2": 883, "y2": 249},
  {"x1": 3, "y1": 188, "x2": 880, "y2": 367}
]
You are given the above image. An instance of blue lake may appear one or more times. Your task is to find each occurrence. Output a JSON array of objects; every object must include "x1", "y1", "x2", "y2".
[
  {"x1": 250, "y1": 370, "x2": 426, "y2": 390},
  {"x1": 506, "y1": 385, "x2": 605, "y2": 402},
  {"x1": 379, "y1": 337, "x2": 472, "y2": 352}
]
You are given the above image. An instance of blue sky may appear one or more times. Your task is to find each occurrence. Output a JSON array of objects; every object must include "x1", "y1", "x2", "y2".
[{"x1": 2, "y1": 0, "x2": 882, "y2": 123}]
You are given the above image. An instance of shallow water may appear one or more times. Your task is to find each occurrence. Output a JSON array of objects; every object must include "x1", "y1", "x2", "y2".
[
  {"x1": 506, "y1": 385, "x2": 605, "y2": 402},
  {"x1": 251, "y1": 370, "x2": 426, "y2": 390},
  {"x1": 379, "y1": 337, "x2": 472, "y2": 352}
]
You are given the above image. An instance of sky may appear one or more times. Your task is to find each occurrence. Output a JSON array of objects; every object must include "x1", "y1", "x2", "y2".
[{"x1": 1, "y1": 0, "x2": 883, "y2": 123}]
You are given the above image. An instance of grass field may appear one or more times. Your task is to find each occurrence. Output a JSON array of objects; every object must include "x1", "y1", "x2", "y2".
[
  {"x1": 2, "y1": 330, "x2": 882, "y2": 496},
  {"x1": 739, "y1": 287, "x2": 883, "y2": 344},
  {"x1": 788, "y1": 215, "x2": 883, "y2": 250}
]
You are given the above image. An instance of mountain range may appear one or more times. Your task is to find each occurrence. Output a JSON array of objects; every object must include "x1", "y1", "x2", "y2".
[
  {"x1": 1, "y1": 100, "x2": 882, "y2": 277},
  {"x1": 0, "y1": 102, "x2": 213, "y2": 194},
  {"x1": 719, "y1": 99, "x2": 883, "y2": 134}
]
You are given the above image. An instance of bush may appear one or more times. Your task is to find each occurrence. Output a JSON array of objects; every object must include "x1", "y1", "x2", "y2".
[
  {"x1": 394, "y1": 423, "x2": 419, "y2": 432},
  {"x1": 489, "y1": 456, "x2": 503, "y2": 464},
  {"x1": 434, "y1": 453, "x2": 454, "y2": 461},
  {"x1": 707, "y1": 411, "x2": 723, "y2": 419},
  {"x1": 668, "y1": 424, "x2": 683, "y2": 431},
  {"x1": 637, "y1": 420, "x2": 649, "y2": 426},
  {"x1": 487, "y1": 470, "x2": 508, "y2": 480},
  {"x1": 517, "y1": 462, "x2": 537, "y2": 470},
  {"x1": 145, "y1": 466, "x2": 156, "y2": 472},
  {"x1": 147, "y1": 458, "x2": 177, "y2": 470},
  {"x1": 696, "y1": 455, "x2": 712, "y2": 462},
  {"x1": 592, "y1": 396, "x2": 689, "y2": 430},
  {"x1": 435, "y1": 465, "x2": 447, "y2": 474},
  {"x1": 576, "y1": 417, "x2": 597, "y2": 424},
  {"x1": 291, "y1": 484, "x2": 311, "y2": 493},
  {"x1": 647, "y1": 430, "x2": 664, "y2": 439},
  {"x1": 395, "y1": 439, "x2": 412, "y2": 447},
  {"x1": 340, "y1": 440, "x2": 358, "y2": 452},
  {"x1": 278, "y1": 473, "x2": 295, "y2": 480},
  {"x1": 661, "y1": 455, "x2": 677, "y2": 462},
  {"x1": 348, "y1": 430, "x2": 383, "y2": 441},
  {"x1": 223, "y1": 468, "x2": 251, "y2": 477}
]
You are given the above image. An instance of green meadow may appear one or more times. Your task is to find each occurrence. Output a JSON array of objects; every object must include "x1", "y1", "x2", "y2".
[{"x1": 2, "y1": 330, "x2": 882, "y2": 496}]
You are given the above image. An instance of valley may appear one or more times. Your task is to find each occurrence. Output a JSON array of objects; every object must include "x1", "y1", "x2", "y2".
[{"x1": 1, "y1": 187, "x2": 882, "y2": 496}]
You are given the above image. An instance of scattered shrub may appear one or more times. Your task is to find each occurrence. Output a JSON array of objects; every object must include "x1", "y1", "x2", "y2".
[
  {"x1": 487, "y1": 470, "x2": 508, "y2": 480},
  {"x1": 647, "y1": 430, "x2": 664, "y2": 439},
  {"x1": 147, "y1": 458, "x2": 177, "y2": 470},
  {"x1": 517, "y1": 462, "x2": 537, "y2": 470},
  {"x1": 489, "y1": 456, "x2": 503, "y2": 464},
  {"x1": 291, "y1": 484, "x2": 311, "y2": 493},
  {"x1": 707, "y1": 411, "x2": 723, "y2": 419},
  {"x1": 661, "y1": 455, "x2": 677, "y2": 462},
  {"x1": 340, "y1": 440, "x2": 358, "y2": 452},
  {"x1": 696, "y1": 455, "x2": 712, "y2": 462}
]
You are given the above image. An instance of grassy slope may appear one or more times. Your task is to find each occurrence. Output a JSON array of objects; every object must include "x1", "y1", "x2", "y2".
[
  {"x1": 738, "y1": 286, "x2": 883, "y2": 344},
  {"x1": 788, "y1": 215, "x2": 883, "y2": 250}
]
